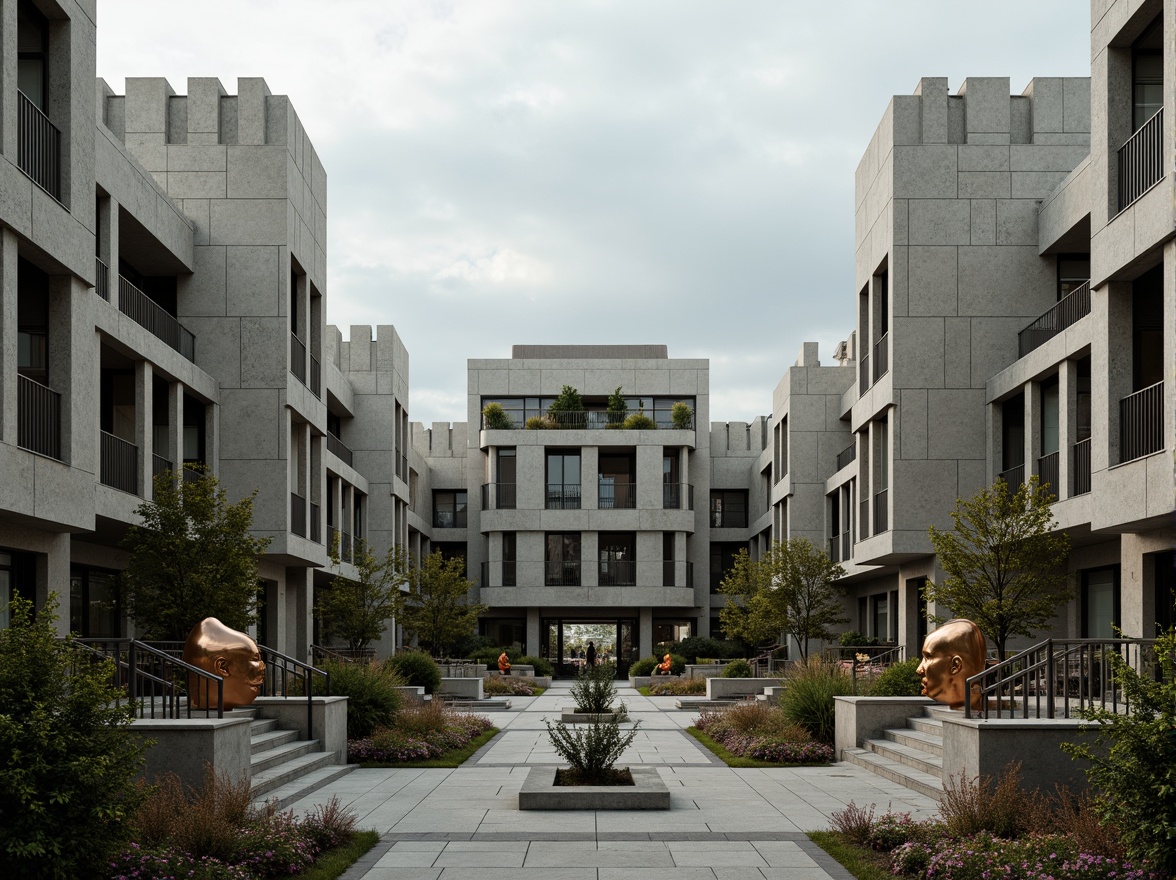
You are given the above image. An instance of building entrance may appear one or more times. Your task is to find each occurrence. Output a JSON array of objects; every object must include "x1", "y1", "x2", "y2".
[{"x1": 541, "y1": 618, "x2": 636, "y2": 678}]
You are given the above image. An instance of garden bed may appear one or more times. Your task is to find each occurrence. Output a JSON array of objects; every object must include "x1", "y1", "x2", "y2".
[
  {"x1": 518, "y1": 766, "x2": 669, "y2": 810},
  {"x1": 348, "y1": 702, "x2": 496, "y2": 767},
  {"x1": 689, "y1": 703, "x2": 835, "y2": 766}
]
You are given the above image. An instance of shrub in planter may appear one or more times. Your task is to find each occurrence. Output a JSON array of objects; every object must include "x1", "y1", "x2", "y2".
[
  {"x1": 388, "y1": 650, "x2": 441, "y2": 694},
  {"x1": 517, "y1": 654, "x2": 554, "y2": 677},
  {"x1": 318, "y1": 659, "x2": 404, "y2": 738},
  {"x1": 606, "y1": 386, "x2": 628, "y2": 428},
  {"x1": 481, "y1": 402, "x2": 514, "y2": 430},
  {"x1": 722, "y1": 658, "x2": 754, "y2": 678},
  {"x1": 649, "y1": 677, "x2": 706, "y2": 695},
  {"x1": 670, "y1": 401, "x2": 693, "y2": 429},
  {"x1": 572, "y1": 661, "x2": 620, "y2": 714},
  {"x1": 483, "y1": 675, "x2": 537, "y2": 696},
  {"x1": 779, "y1": 657, "x2": 854, "y2": 743},
  {"x1": 467, "y1": 645, "x2": 519, "y2": 667},
  {"x1": 525, "y1": 415, "x2": 554, "y2": 429},
  {"x1": 866, "y1": 657, "x2": 924, "y2": 696},
  {"x1": 839, "y1": 630, "x2": 876, "y2": 647},
  {"x1": 546, "y1": 385, "x2": 585, "y2": 429},
  {"x1": 622, "y1": 413, "x2": 657, "y2": 430},
  {"x1": 629, "y1": 656, "x2": 657, "y2": 676}
]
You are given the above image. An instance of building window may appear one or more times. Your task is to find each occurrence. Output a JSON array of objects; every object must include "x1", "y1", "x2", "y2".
[
  {"x1": 871, "y1": 594, "x2": 889, "y2": 643},
  {"x1": 709, "y1": 542, "x2": 743, "y2": 594},
  {"x1": 1058, "y1": 255, "x2": 1090, "y2": 300},
  {"x1": 433, "y1": 490, "x2": 467, "y2": 528},
  {"x1": 710, "y1": 490, "x2": 748, "y2": 528},
  {"x1": 502, "y1": 532, "x2": 516, "y2": 587},
  {"x1": 653, "y1": 620, "x2": 692, "y2": 645},
  {"x1": 545, "y1": 533, "x2": 581, "y2": 586},
  {"x1": 1082, "y1": 567, "x2": 1120, "y2": 639},
  {"x1": 546, "y1": 450, "x2": 581, "y2": 510},
  {"x1": 0, "y1": 550, "x2": 35, "y2": 630},
  {"x1": 17, "y1": 1, "x2": 47, "y2": 110},
  {"x1": 495, "y1": 448, "x2": 516, "y2": 509},
  {"x1": 1133, "y1": 265, "x2": 1164, "y2": 391},
  {"x1": 1132, "y1": 17, "x2": 1163, "y2": 131},
  {"x1": 17, "y1": 257, "x2": 49, "y2": 385},
  {"x1": 69, "y1": 565, "x2": 122, "y2": 639},
  {"x1": 598, "y1": 532, "x2": 636, "y2": 586},
  {"x1": 1001, "y1": 394, "x2": 1025, "y2": 475}
]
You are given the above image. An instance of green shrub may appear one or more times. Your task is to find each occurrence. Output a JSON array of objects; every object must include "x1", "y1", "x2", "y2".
[
  {"x1": 866, "y1": 657, "x2": 924, "y2": 696},
  {"x1": 670, "y1": 401, "x2": 693, "y2": 429},
  {"x1": 0, "y1": 595, "x2": 145, "y2": 878},
  {"x1": 524, "y1": 415, "x2": 553, "y2": 430},
  {"x1": 318, "y1": 659, "x2": 404, "y2": 738},
  {"x1": 546, "y1": 385, "x2": 584, "y2": 425},
  {"x1": 629, "y1": 656, "x2": 657, "y2": 676},
  {"x1": 481, "y1": 402, "x2": 513, "y2": 430},
  {"x1": 544, "y1": 715, "x2": 639, "y2": 783},
  {"x1": 939, "y1": 761, "x2": 1043, "y2": 840},
  {"x1": 669, "y1": 636, "x2": 742, "y2": 662},
  {"x1": 649, "y1": 678, "x2": 706, "y2": 695},
  {"x1": 779, "y1": 657, "x2": 855, "y2": 743},
  {"x1": 622, "y1": 413, "x2": 657, "y2": 429},
  {"x1": 838, "y1": 630, "x2": 876, "y2": 647},
  {"x1": 571, "y1": 662, "x2": 619, "y2": 713},
  {"x1": 605, "y1": 386, "x2": 628, "y2": 428},
  {"x1": 668, "y1": 653, "x2": 687, "y2": 674},
  {"x1": 722, "y1": 658, "x2": 754, "y2": 678},
  {"x1": 388, "y1": 650, "x2": 441, "y2": 694},
  {"x1": 466, "y1": 645, "x2": 520, "y2": 666},
  {"x1": 517, "y1": 654, "x2": 554, "y2": 677}
]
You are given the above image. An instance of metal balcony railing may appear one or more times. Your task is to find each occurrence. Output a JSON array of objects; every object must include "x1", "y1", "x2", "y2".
[
  {"x1": 545, "y1": 561, "x2": 581, "y2": 586},
  {"x1": 17, "y1": 374, "x2": 61, "y2": 459},
  {"x1": 598, "y1": 560, "x2": 636, "y2": 586},
  {"x1": 100, "y1": 431, "x2": 139, "y2": 494},
  {"x1": 841, "y1": 531, "x2": 851, "y2": 562},
  {"x1": 872, "y1": 489, "x2": 888, "y2": 533},
  {"x1": 1036, "y1": 451, "x2": 1060, "y2": 498},
  {"x1": 151, "y1": 454, "x2": 171, "y2": 498},
  {"x1": 828, "y1": 536, "x2": 841, "y2": 563},
  {"x1": 859, "y1": 498, "x2": 869, "y2": 541},
  {"x1": 1018, "y1": 282, "x2": 1091, "y2": 357},
  {"x1": 1118, "y1": 108, "x2": 1163, "y2": 212},
  {"x1": 291, "y1": 491, "x2": 306, "y2": 537},
  {"x1": 95, "y1": 257, "x2": 110, "y2": 302},
  {"x1": 290, "y1": 333, "x2": 306, "y2": 384},
  {"x1": 117, "y1": 276, "x2": 196, "y2": 361},
  {"x1": 309, "y1": 354, "x2": 321, "y2": 398},
  {"x1": 836, "y1": 443, "x2": 856, "y2": 471},
  {"x1": 859, "y1": 353, "x2": 870, "y2": 392},
  {"x1": 546, "y1": 483, "x2": 581, "y2": 510},
  {"x1": 873, "y1": 333, "x2": 889, "y2": 382},
  {"x1": 1120, "y1": 381, "x2": 1164, "y2": 463},
  {"x1": 326, "y1": 432, "x2": 352, "y2": 467},
  {"x1": 1072, "y1": 438, "x2": 1091, "y2": 496},
  {"x1": 480, "y1": 409, "x2": 695, "y2": 430},
  {"x1": 341, "y1": 531, "x2": 353, "y2": 563},
  {"x1": 598, "y1": 481, "x2": 635, "y2": 509},
  {"x1": 481, "y1": 482, "x2": 517, "y2": 510},
  {"x1": 662, "y1": 482, "x2": 694, "y2": 510},
  {"x1": 998, "y1": 464, "x2": 1025, "y2": 492},
  {"x1": 310, "y1": 502, "x2": 321, "y2": 543},
  {"x1": 17, "y1": 90, "x2": 60, "y2": 200}
]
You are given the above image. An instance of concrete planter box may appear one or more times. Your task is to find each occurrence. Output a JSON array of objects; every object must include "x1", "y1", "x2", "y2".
[
  {"x1": 439, "y1": 677, "x2": 484, "y2": 700},
  {"x1": 438, "y1": 663, "x2": 486, "y2": 678},
  {"x1": 510, "y1": 665, "x2": 535, "y2": 677},
  {"x1": 560, "y1": 707, "x2": 625, "y2": 723},
  {"x1": 395, "y1": 685, "x2": 426, "y2": 705},
  {"x1": 705, "y1": 677, "x2": 782, "y2": 699},
  {"x1": 630, "y1": 674, "x2": 681, "y2": 688},
  {"x1": 685, "y1": 664, "x2": 728, "y2": 680},
  {"x1": 518, "y1": 766, "x2": 670, "y2": 810},
  {"x1": 130, "y1": 716, "x2": 252, "y2": 790}
]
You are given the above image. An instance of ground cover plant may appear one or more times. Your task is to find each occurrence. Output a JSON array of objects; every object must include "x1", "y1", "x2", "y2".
[
  {"x1": 644, "y1": 677, "x2": 706, "y2": 696},
  {"x1": 691, "y1": 702, "x2": 834, "y2": 765},
  {"x1": 483, "y1": 674, "x2": 544, "y2": 696},
  {"x1": 348, "y1": 701, "x2": 495, "y2": 766}
]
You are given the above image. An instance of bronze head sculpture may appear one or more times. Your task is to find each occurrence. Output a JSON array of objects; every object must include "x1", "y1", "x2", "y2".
[
  {"x1": 915, "y1": 618, "x2": 987, "y2": 711},
  {"x1": 182, "y1": 617, "x2": 266, "y2": 710}
]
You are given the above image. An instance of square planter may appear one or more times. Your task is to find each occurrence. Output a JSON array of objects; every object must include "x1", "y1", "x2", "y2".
[
  {"x1": 518, "y1": 766, "x2": 670, "y2": 810},
  {"x1": 560, "y1": 708, "x2": 624, "y2": 723}
]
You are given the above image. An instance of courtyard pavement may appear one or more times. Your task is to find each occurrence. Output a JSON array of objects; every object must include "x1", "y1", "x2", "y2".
[{"x1": 288, "y1": 682, "x2": 940, "y2": 880}]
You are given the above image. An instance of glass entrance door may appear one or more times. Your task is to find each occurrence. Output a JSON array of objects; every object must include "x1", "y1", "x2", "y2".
[{"x1": 540, "y1": 618, "x2": 638, "y2": 678}]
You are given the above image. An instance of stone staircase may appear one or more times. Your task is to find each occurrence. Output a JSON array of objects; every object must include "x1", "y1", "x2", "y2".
[
  {"x1": 236, "y1": 709, "x2": 355, "y2": 810},
  {"x1": 841, "y1": 706, "x2": 947, "y2": 800}
]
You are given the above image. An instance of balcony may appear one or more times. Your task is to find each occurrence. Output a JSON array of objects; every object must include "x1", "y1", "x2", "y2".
[
  {"x1": 480, "y1": 409, "x2": 694, "y2": 430},
  {"x1": 545, "y1": 561, "x2": 581, "y2": 586},
  {"x1": 17, "y1": 90, "x2": 60, "y2": 201},
  {"x1": 546, "y1": 483, "x2": 581, "y2": 510},
  {"x1": 841, "y1": 531, "x2": 851, "y2": 561},
  {"x1": 100, "y1": 431, "x2": 138, "y2": 495},
  {"x1": 662, "y1": 483, "x2": 694, "y2": 510},
  {"x1": 291, "y1": 492, "x2": 306, "y2": 538},
  {"x1": 873, "y1": 333, "x2": 889, "y2": 383},
  {"x1": 17, "y1": 374, "x2": 61, "y2": 460},
  {"x1": 1018, "y1": 282, "x2": 1091, "y2": 357},
  {"x1": 998, "y1": 464, "x2": 1025, "y2": 492},
  {"x1": 598, "y1": 560, "x2": 636, "y2": 586},
  {"x1": 290, "y1": 333, "x2": 306, "y2": 384},
  {"x1": 836, "y1": 443, "x2": 856, "y2": 471},
  {"x1": 872, "y1": 489, "x2": 888, "y2": 534},
  {"x1": 1072, "y1": 438, "x2": 1091, "y2": 496},
  {"x1": 326, "y1": 432, "x2": 352, "y2": 467},
  {"x1": 114, "y1": 276, "x2": 196, "y2": 361},
  {"x1": 1119, "y1": 381, "x2": 1164, "y2": 463},
  {"x1": 1036, "y1": 451, "x2": 1059, "y2": 498},
  {"x1": 598, "y1": 482, "x2": 635, "y2": 509},
  {"x1": 481, "y1": 482, "x2": 517, "y2": 510},
  {"x1": 95, "y1": 258, "x2": 110, "y2": 302},
  {"x1": 1118, "y1": 108, "x2": 1163, "y2": 212}
]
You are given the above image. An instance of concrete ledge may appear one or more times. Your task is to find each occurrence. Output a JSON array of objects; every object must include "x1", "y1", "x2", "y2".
[
  {"x1": 706, "y1": 677, "x2": 782, "y2": 699},
  {"x1": 560, "y1": 708, "x2": 624, "y2": 723},
  {"x1": 630, "y1": 674, "x2": 681, "y2": 688},
  {"x1": 834, "y1": 696, "x2": 934, "y2": 760},
  {"x1": 439, "y1": 677, "x2": 484, "y2": 699},
  {"x1": 509, "y1": 665, "x2": 535, "y2": 677},
  {"x1": 518, "y1": 766, "x2": 670, "y2": 810},
  {"x1": 395, "y1": 685, "x2": 426, "y2": 705},
  {"x1": 939, "y1": 714, "x2": 1099, "y2": 793},
  {"x1": 253, "y1": 696, "x2": 349, "y2": 764},
  {"x1": 685, "y1": 664, "x2": 727, "y2": 680},
  {"x1": 130, "y1": 716, "x2": 252, "y2": 790}
]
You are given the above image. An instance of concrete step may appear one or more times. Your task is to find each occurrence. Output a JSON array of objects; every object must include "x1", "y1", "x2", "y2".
[
  {"x1": 865, "y1": 737, "x2": 943, "y2": 777},
  {"x1": 251, "y1": 764, "x2": 357, "y2": 811},
  {"x1": 249, "y1": 717, "x2": 279, "y2": 736},
  {"x1": 250, "y1": 727, "x2": 300, "y2": 755},
  {"x1": 444, "y1": 698, "x2": 512, "y2": 711},
  {"x1": 841, "y1": 748, "x2": 944, "y2": 801},
  {"x1": 885, "y1": 726, "x2": 943, "y2": 757},
  {"x1": 250, "y1": 750, "x2": 340, "y2": 799},
  {"x1": 251, "y1": 738, "x2": 319, "y2": 774},
  {"x1": 907, "y1": 715, "x2": 943, "y2": 736},
  {"x1": 674, "y1": 698, "x2": 745, "y2": 710}
]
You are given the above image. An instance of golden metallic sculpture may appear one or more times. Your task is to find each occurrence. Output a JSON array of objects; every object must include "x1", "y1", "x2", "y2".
[
  {"x1": 498, "y1": 651, "x2": 511, "y2": 673},
  {"x1": 915, "y1": 618, "x2": 987, "y2": 711},
  {"x1": 182, "y1": 617, "x2": 267, "y2": 710}
]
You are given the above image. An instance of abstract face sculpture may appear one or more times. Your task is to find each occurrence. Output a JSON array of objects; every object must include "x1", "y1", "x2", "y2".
[
  {"x1": 915, "y1": 618, "x2": 987, "y2": 711},
  {"x1": 182, "y1": 617, "x2": 266, "y2": 710}
]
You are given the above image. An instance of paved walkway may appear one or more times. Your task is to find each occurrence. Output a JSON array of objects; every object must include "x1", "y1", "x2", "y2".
[{"x1": 288, "y1": 683, "x2": 939, "y2": 880}]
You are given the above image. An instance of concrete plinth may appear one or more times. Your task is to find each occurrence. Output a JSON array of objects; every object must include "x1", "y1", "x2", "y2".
[
  {"x1": 705, "y1": 677, "x2": 782, "y2": 699},
  {"x1": 130, "y1": 716, "x2": 252, "y2": 790},
  {"x1": 834, "y1": 696, "x2": 934, "y2": 760},
  {"x1": 439, "y1": 677, "x2": 484, "y2": 699},
  {"x1": 939, "y1": 714, "x2": 1100, "y2": 793},
  {"x1": 560, "y1": 708, "x2": 624, "y2": 723},
  {"x1": 518, "y1": 766, "x2": 670, "y2": 810}
]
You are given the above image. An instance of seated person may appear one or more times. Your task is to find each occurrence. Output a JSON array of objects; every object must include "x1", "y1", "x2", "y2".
[
  {"x1": 654, "y1": 653, "x2": 673, "y2": 675},
  {"x1": 498, "y1": 651, "x2": 511, "y2": 673}
]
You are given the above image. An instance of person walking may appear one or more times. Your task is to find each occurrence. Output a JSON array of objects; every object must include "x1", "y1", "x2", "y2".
[{"x1": 586, "y1": 640, "x2": 597, "y2": 671}]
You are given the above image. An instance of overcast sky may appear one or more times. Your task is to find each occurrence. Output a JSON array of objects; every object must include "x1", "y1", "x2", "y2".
[{"x1": 96, "y1": 1, "x2": 1090, "y2": 426}]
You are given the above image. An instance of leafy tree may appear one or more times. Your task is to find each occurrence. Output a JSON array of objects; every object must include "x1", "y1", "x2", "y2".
[
  {"x1": 0, "y1": 595, "x2": 145, "y2": 878},
  {"x1": 547, "y1": 384, "x2": 585, "y2": 428},
  {"x1": 394, "y1": 551, "x2": 486, "y2": 656},
  {"x1": 606, "y1": 386, "x2": 628, "y2": 427},
  {"x1": 718, "y1": 548, "x2": 779, "y2": 650},
  {"x1": 119, "y1": 469, "x2": 271, "y2": 640},
  {"x1": 924, "y1": 476, "x2": 1071, "y2": 660},
  {"x1": 317, "y1": 539, "x2": 408, "y2": 653}
]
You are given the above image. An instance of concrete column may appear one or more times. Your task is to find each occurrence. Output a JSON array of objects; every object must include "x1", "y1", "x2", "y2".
[
  {"x1": 0, "y1": 0, "x2": 17, "y2": 160},
  {"x1": 582, "y1": 532, "x2": 598, "y2": 587},
  {"x1": 582, "y1": 446, "x2": 599, "y2": 508},
  {"x1": 1026, "y1": 380, "x2": 1041, "y2": 485},
  {"x1": 135, "y1": 360, "x2": 152, "y2": 497},
  {"x1": 526, "y1": 608, "x2": 541, "y2": 657},
  {"x1": 0, "y1": 229, "x2": 17, "y2": 445},
  {"x1": 205, "y1": 397, "x2": 218, "y2": 474},
  {"x1": 638, "y1": 607, "x2": 653, "y2": 659},
  {"x1": 167, "y1": 382, "x2": 182, "y2": 473},
  {"x1": 37, "y1": 532, "x2": 71, "y2": 636},
  {"x1": 1059, "y1": 359, "x2": 1077, "y2": 500},
  {"x1": 1096, "y1": 281, "x2": 1133, "y2": 470},
  {"x1": 283, "y1": 566, "x2": 313, "y2": 660},
  {"x1": 53, "y1": 276, "x2": 94, "y2": 471}
]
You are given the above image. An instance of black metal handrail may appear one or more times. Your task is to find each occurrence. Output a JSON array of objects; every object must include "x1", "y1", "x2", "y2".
[
  {"x1": 326, "y1": 432, "x2": 353, "y2": 467},
  {"x1": 100, "y1": 430, "x2": 138, "y2": 494},
  {"x1": 836, "y1": 443, "x2": 856, "y2": 471},
  {"x1": 872, "y1": 489, "x2": 888, "y2": 533},
  {"x1": 75, "y1": 638, "x2": 224, "y2": 719},
  {"x1": 545, "y1": 561, "x2": 581, "y2": 586},
  {"x1": 1036, "y1": 450, "x2": 1059, "y2": 497},
  {"x1": 598, "y1": 481, "x2": 635, "y2": 509},
  {"x1": 481, "y1": 482, "x2": 517, "y2": 510},
  {"x1": 1072, "y1": 438, "x2": 1091, "y2": 496},
  {"x1": 1118, "y1": 108, "x2": 1163, "y2": 212},
  {"x1": 545, "y1": 484, "x2": 581, "y2": 509},
  {"x1": 291, "y1": 491, "x2": 306, "y2": 537},
  {"x1": 17, "y1": 374, "x2": 61, "y2": 459},
  {"x1": 117, "y1": 275, "x2": 196, "y2": 362},
  {"x1": 1018, "y1": 282, "x2": 1091, "y2": 357},
  {"x1": 259, "y1": 645, "x2": 330, "y2": 735},
  {"x1": 290, "y1": 333, "x2": 306, "y2": 384},
  {"x1": 998, "y1": 463, "x2": 1025, "y2": 491},
  {"x1": 873, "y1": 333, "x2": 889, "y2": 382},
  {"x1": 598, "y1": 560, "x2": 636, "y2": 586},
  {"x1": 966, "y1": 638, "x2": 1156, "y2": 720},
  {"x1": 95, "y1": 257, "x2": 111, "y2": 302},
  {"x1": 824, "y1": 645, "x2": 905, "y2": 693},
  {"x1": 662, "y1": 482, "x2": 694, "y2": 510},
  {"x1": 1120, "y1": 381, "x2": 1164, "y2": 463},
  {"x1": 309, "y1": 354, "x2": 321, "y2": 398},
  {"x1": 17, "y1": 90, "x2": 60, "y2": 200}
]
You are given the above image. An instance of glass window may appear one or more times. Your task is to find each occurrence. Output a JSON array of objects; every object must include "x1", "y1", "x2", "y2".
[
  {"x1": 545, "y1": 533, "x2": 581, "y2": 586},
  {"x1": 1041, "y1": 376, "x2": 1059, "y2": 456},
  {"x1": 17, "y1": 1, "x2": 47, "y2": 110},
  {"x1": 1132, "y1": 18, "x2": 1163, "y2": 130},
  {"x1": 1058, "y1": 255, "x2": 1090, "y2": 300},
  {"x1": 872, "y1": 594, "x2": 889, "y2": 642},
  {"x1": 710, "y1": 491, "x2": 748, "y2": 528},
  {"x1": 69, "y1": 565, "x2": 121, "y2": 638},
  {"x1": 1082, "y1": 567, "x2": 1119, "y2": 639},
  {"x1": 546, "y1": 451, "x2": 581, "y2": 510},
  {"x1": 433, "y1": 490, "x2": 467, "y2": 528}
]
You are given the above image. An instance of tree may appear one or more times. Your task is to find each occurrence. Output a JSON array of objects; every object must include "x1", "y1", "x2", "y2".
[
  {"x1": 547, "y1": 384, "x2": 585, "y2": 428},
  {"x1": 0, "y1": 595, "x2": 145, "y2": 878},
  {"x1": 317, "y1": 539, "x2": 409, "y2": 653},
  {"x1": 119, "y1": 469, "x2": 271, "y2": 640},
  {"x1": 718, "y1": 548, "x2": 779, "y2": 650},
  {"x1": 606, "y1": 385, "x2": 628, "y2": 427},
  {"x1": 394, "y1": 550, "x2": 486, "y2": 656},
  {"x1": 924, "y1": 476, "x2": 1071, "y2": 660}
]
